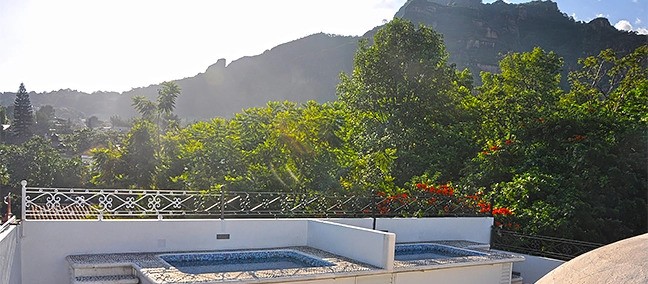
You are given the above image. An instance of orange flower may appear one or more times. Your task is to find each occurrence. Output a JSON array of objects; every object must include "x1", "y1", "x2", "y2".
[{"x1": 492, "y1": 207, "x2": 512, "y2": 216}]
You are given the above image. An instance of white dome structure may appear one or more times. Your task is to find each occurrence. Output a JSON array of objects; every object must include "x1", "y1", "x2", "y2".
[{"x1": 537, "y1": 233, "x2": 648, "y2": 284}]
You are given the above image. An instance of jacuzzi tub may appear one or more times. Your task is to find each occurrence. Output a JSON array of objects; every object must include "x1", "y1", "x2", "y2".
[
  {"x1": 159, "y1": 249, "x2": 334, "y2": 274},
  {"x1": 395, "y1": 243, "x2": 488, "y2": 261}
]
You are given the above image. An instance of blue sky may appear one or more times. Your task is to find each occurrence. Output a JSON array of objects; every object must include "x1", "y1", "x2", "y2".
[{"x1": 0, "y1": 0, "x2": 645, "y2": 93}]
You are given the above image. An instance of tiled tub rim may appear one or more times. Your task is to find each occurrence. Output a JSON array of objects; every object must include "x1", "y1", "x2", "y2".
[
  {"x1": 158, "y1": 248, "x2": 336, "y2": 269},
  {"x1": 392, "y1": 240, "x2": 525, "y2": 271},
  {"x1": 395, "y1": 242, "x2": 490, "y2": 257}
]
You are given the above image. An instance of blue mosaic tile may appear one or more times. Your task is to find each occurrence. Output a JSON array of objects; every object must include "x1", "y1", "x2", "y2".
[
  {"x1": 160, "y1": 249, "x2": 334, "y2": 270},
  {"x1": 395, "y1": 243, "x2": 487, "y2": 258}
]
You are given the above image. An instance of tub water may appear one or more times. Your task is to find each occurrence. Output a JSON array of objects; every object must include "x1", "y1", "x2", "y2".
[
  {"x1": 395, "y1": 243, "x2": 487, "y2": 261},
  {"x1": 160, "y1": 249, "x2": 334, "y2": 274}
]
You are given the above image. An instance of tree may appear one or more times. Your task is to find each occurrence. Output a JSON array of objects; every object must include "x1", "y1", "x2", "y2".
[
  {"x1": 0, "y1": 106, "x2": 7, "y2": 143},
  {"x1": 132, "y1": 81, "x2": 181, "y2": 132},
  {"x1": 0, "y1": 106, "x2": 7, "y2": 124},
  {"x1": 122, "y1": 121, "x2": 158, "y2": 188},
  {"x1": 462, "y1": 46, "x2": 647, "y2": 243},
  {"x1": 110, "y1": 116, "x2": 132, "y2": 128},
  {"x1": 34, "y1": 105, "x2": 56, "y2": 135},
  {"x1": 11, "y1": 83, "x2": 35, "y2": 142},
  {"x1": 337, "y1": 18, "x2": 474, "y2": 186},
  {"x1": 0, "y1": 137, "x2": 83, "y2": 188},
  {"x1": 86, "y1": 116, "x2": 101, "y2": 129},
  {"x1": 470, "y1": 47, "x2": 564, "y2": 144}
]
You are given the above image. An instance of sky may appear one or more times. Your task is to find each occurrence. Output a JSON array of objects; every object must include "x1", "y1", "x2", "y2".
[{"x1": 0, "y1": 0, "x2": 646, "y2": 94}]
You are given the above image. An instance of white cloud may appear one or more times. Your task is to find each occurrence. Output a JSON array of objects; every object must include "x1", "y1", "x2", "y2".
[
  {"x1": 614, "y1": 20, "x2": 633, "y2": 31},
  {"x1": 614, "y1": 20, "x2": 648, "y2": 34},
  {"x1": 570, "y1": 13, "x2": 577, "y2": 20},
  {"x1": 635, "y1": 18, "x2": 642, "y2": 25}
]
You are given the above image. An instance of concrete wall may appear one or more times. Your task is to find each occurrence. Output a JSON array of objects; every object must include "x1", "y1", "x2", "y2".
[
  {"x1": 510, "y1": 253, "x2": 564, "y2": 284},
  {"x1": 307, "y1": 220, "x2": 395, "y2": 269},
  {"x1": 327, "y1": 217, "x2": 493, "y2": 244},
  {"x1": 290, "y1": 263, "x2": 510, "y2": 284},
  {"x1": 321, "y1": 218, "x2": 374, "y2": 228},
  {"x1": 393, "y1": 263, "x2": 511, "y2": 284},
  {"x1": 0, "y1": 225, "x2": 21, "y2": 284},
  {"x1": 378, "y1": 217, "x2": 493, "y2": 243},
  {"x1": 21, "y1": 219, "x2": 308, "y2": 284}
]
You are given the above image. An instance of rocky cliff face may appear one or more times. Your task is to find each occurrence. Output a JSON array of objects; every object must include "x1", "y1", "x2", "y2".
[{"x1": 395, "y1": 0, "x2": 645, "y2": 81}]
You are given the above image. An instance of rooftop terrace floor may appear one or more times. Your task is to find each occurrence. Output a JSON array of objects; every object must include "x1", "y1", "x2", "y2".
[{"x1": 67, "y1": 241, "x2": 523, "y2": 284}]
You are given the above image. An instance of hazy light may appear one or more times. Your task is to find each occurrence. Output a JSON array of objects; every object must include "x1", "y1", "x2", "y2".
[{"x1": 0, "y1": 0, "x2": 406, "y2": 93}]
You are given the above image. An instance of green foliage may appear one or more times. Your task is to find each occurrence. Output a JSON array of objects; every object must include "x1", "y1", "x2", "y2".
[
  {"x1": 470, "y1": 47, "x2": 563, "y2": 144},
  {"x1": 131, "y1": 81, "x2": 181, "y2": 132},
  {"x1": 33, "y1": 105, "x2": 56, "y2": 135},
  {"x1": 0, "y1": 137, "x2": 83, "y2": 188},
  {"x1": 61, "y1": 128, "x2": 123, "y2": 155},
  {"x1": 225, "y1": 101, "x2": 356, "y2": 193},
  {"x1": 110, "y1": 116, "x2": 132, "y2": 128},
  {"x1": 123, "y1": 121, "x2": 158, "y2": 188},
  {"x1": 463, "y1": 45, "x2": 647, "y2": 243},
  {"x1": 338, "y1": 18, "x2": 476, "y2": 185},
  {"x1": 160, "y1": 118, "x2": 242, "y2": 190},
  {"x1": 564, "y1": 46, "x2": 648, "y2": 123},
  {"x1": 89, "y1": 144, "x2": 127, "y2": 188},
  {"x1": 0, "y1": 106, "x2": 7, "y2": 124}
]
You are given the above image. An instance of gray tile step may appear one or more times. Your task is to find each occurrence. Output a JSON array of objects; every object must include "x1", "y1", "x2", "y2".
[{"x1": 73, "y1": 275, "x2": 139, "y2": 284}]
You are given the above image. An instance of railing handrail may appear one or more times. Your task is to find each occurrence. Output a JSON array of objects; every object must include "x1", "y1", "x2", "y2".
[
  {"x1": 0, "y1": 216, "x2": 16, "y2": 234},
  {"x1": 493, "y1": 229, "x2": 604, "y2": 247},
  {"x1": 24, "y1": 186, "x2": 372, "y2": 196},
  {"x1": 491, "y1": 228, "x2": 604, "y2": 260}
]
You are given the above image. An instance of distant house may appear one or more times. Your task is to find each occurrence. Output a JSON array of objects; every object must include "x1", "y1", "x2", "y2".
[{"x1": 101, "y1": 125, "x2": 130, "y2": 133}]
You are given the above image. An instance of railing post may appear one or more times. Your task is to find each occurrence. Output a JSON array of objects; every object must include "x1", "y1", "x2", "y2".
[
  {"x1": 371, "y1": 191, "x2": 377, "y2": 230},
  {"x1": 20, "y1": 180, "x2": 26, "y2": 223},
  {"x1": 20, "y1": 180, "x2": 27, "y2": 238},
  {"x1": 220, "y1": 185, "x2": 225, "y2": 220}
]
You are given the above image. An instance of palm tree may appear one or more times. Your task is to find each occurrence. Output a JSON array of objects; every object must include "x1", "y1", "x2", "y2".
[{"x1": 131, "y1": 81, "x2": 181, "y2": 132}]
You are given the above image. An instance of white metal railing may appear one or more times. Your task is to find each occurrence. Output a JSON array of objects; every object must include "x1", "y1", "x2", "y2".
[
  {"x1": 21, "y1": 180, "x2": 487, "y2": 221},
  {"x1": 21, "y1": 181, "x2": 376, "y2": 220},
  {"x1": 23, "y1": 185, "x2": 224, "y2": 220}
]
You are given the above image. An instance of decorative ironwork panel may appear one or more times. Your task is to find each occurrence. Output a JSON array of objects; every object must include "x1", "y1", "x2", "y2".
[
  {"x1": 221, "y1": 192, "x2": 375, "y2": 218},
  {"x1": 24, "y1": 187, "x2": 222, "y2": 219},
  {"x1": 491, "y1": 228, "x2": 603, "y2": 260},
  {"x1": 23, "y1": 186, "x2": 489, "y2": 220}
]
